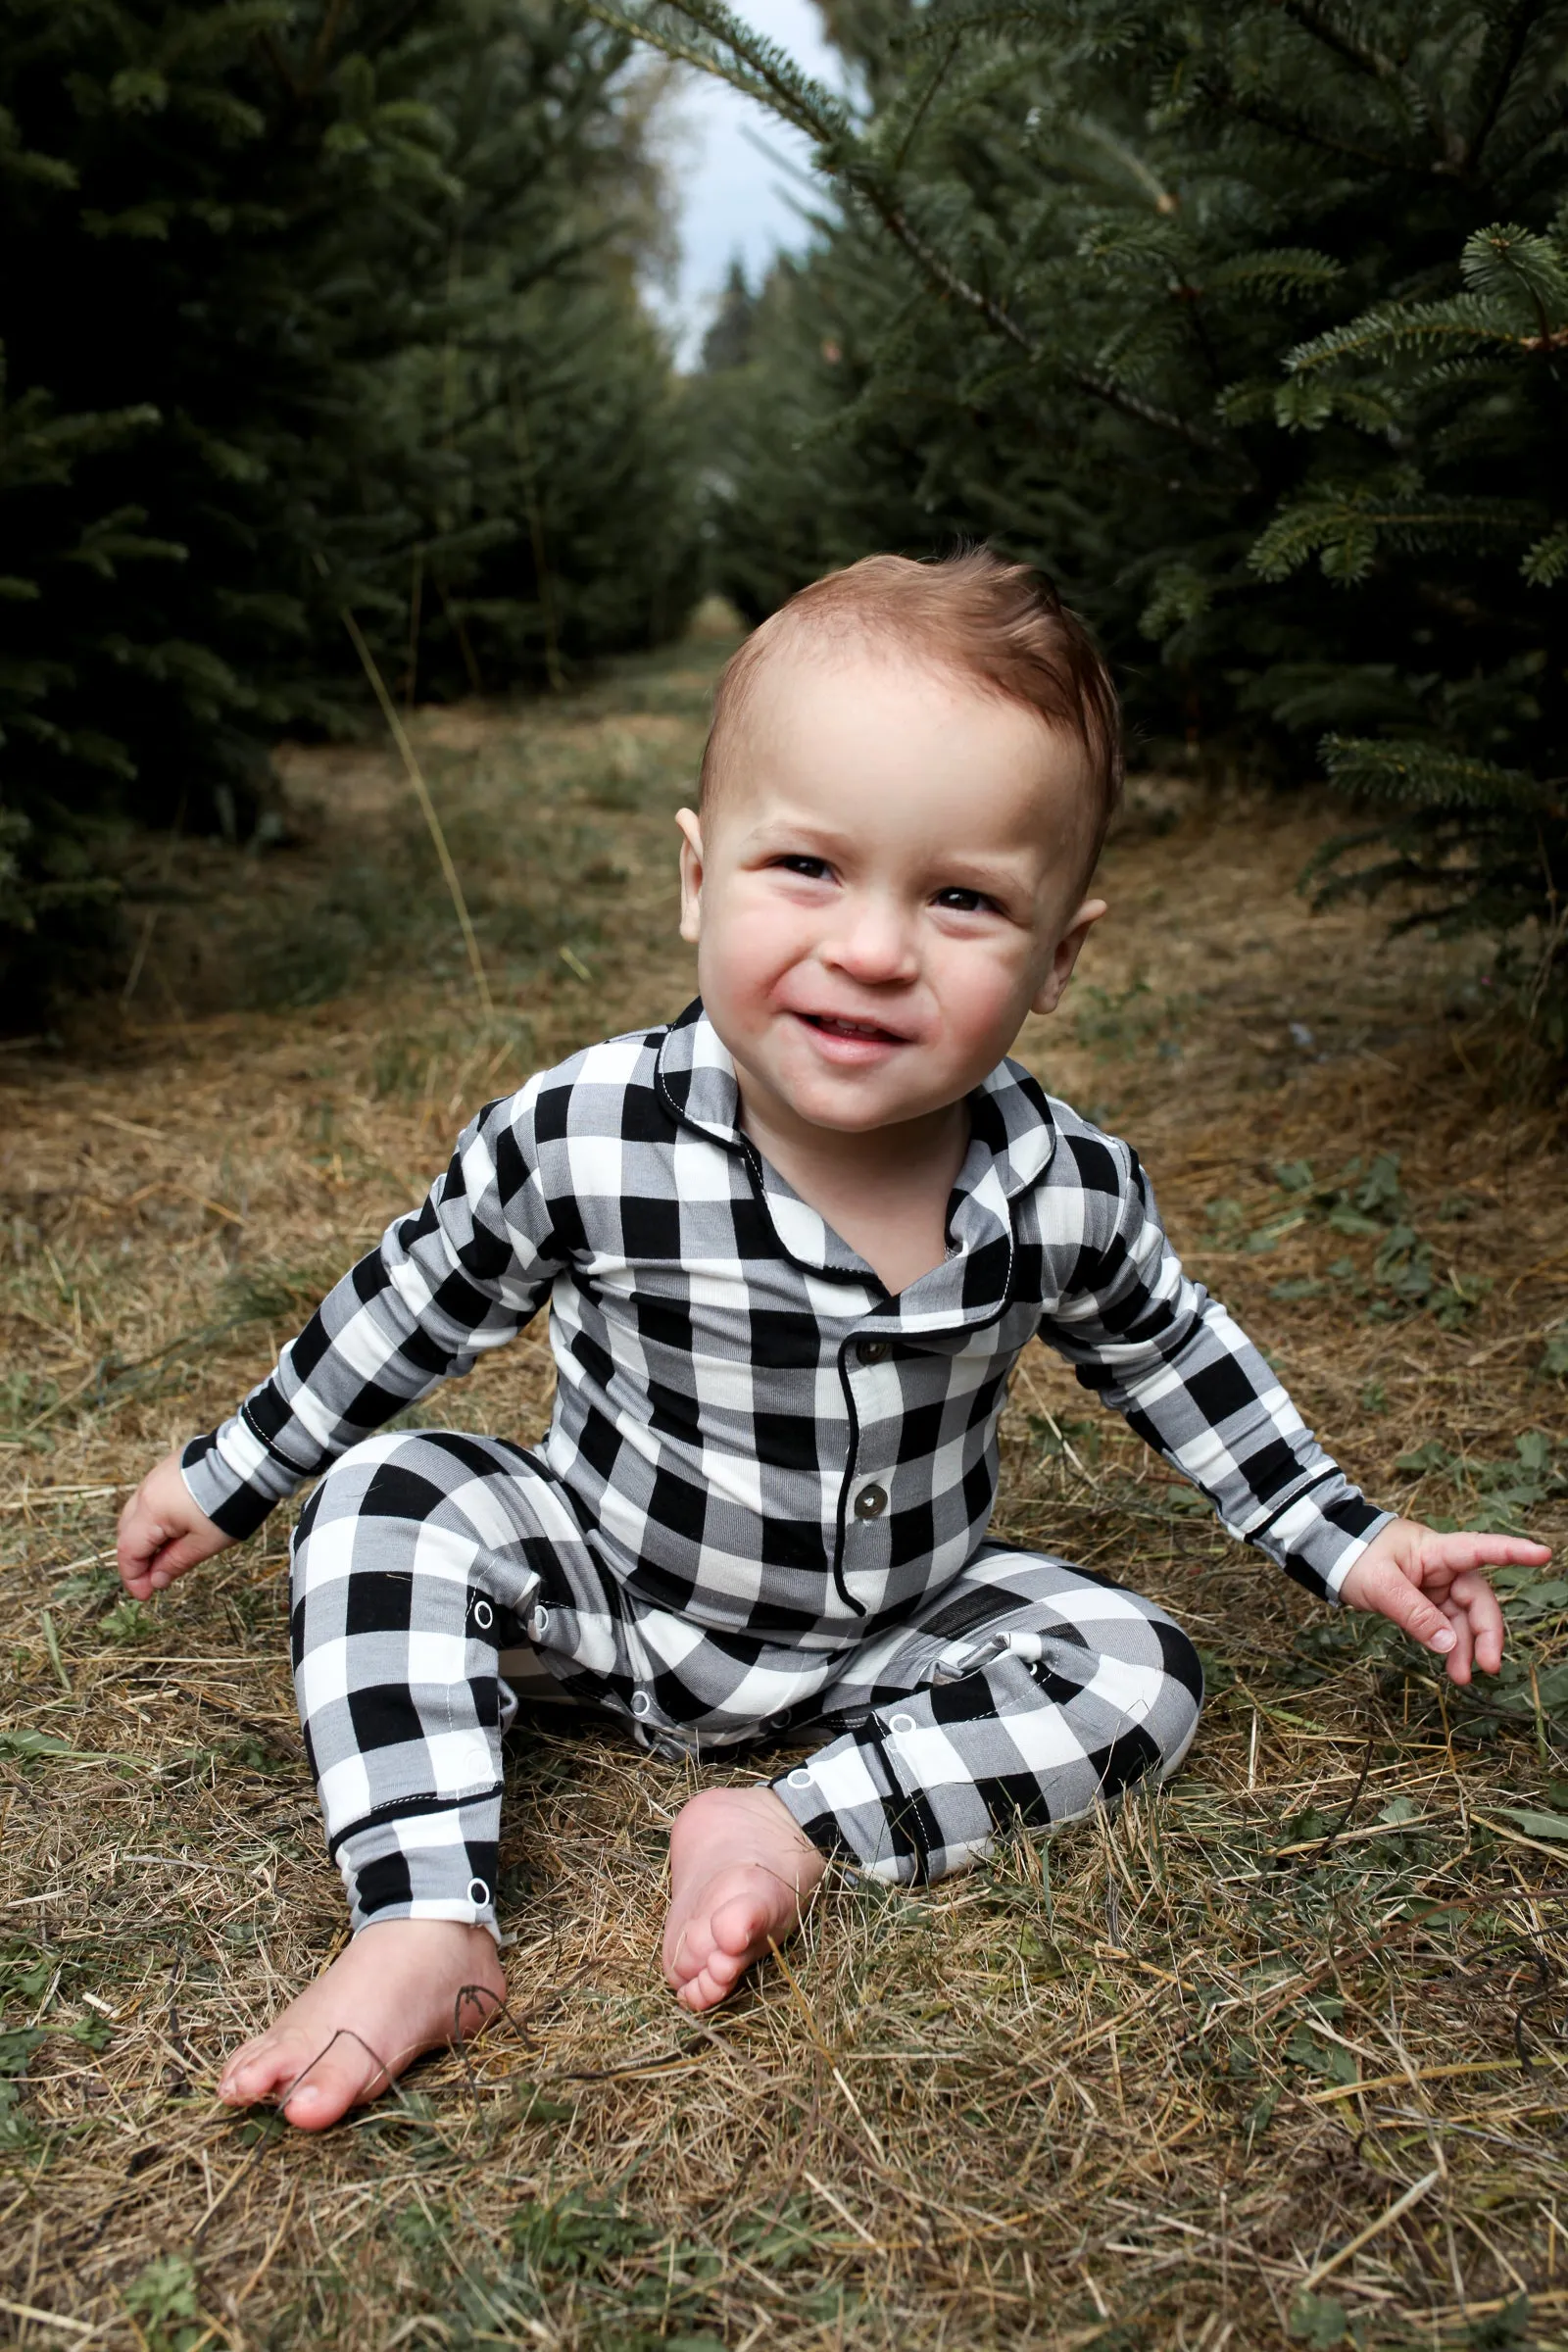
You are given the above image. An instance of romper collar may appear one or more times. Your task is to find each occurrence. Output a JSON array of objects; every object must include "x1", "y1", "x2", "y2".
[{"x1": 655, "y1": 1001, "x2": 1056, "y2": 1318}]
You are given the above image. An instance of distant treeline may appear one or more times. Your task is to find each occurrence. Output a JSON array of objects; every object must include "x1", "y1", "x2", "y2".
[
  {"x1": 672, "y1": 0, "x2": 1568, "y2": 1054},
  {"x1": 1, "y1": 0, "x2": 694, "y2": 1013}
]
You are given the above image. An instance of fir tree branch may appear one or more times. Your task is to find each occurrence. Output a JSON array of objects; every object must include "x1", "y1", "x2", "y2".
[
  {"x1": 1463, "y1": 0, "x2": 1548, "y2": 173},
  {"x1": 1205, "y1": 85, "x2": 1426, "y2": 177},
  {"x1": 254, "y1": 29, "x2": 301, "y2": 99},
  {"x1": 854, "y1": 191, "x2": 1236, "y2": 452},
  {"x1": 590, "y1": 0, "x2": 1236, "y2": 455},
  {"x1": 308, "y1": 0, "x2": 356, "y2": 90},
  {"x1": 1482, "y1": 73, "x2": 1568, "y2": 183},
  {"x1": 892, "y1": 28, "x2": 961, "y2": 173},
  {"x1": 1278, "y1": 1, "x2": 1407, "y2": 85},
  {"x1": 586, "y1": 0, "x2": 851, "y2": 140}
]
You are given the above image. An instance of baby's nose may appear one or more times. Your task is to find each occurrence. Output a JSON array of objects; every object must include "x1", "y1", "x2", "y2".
[{"x1": 827, "y1": 897, "x2": 918, "y2": 979}]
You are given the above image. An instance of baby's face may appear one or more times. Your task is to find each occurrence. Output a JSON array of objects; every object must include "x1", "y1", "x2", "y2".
[{"x1": 677, "y1": 650, "x2": 1105, "y2": 1139}]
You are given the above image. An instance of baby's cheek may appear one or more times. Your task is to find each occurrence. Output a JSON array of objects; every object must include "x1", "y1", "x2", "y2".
[
  {"x1": 936, "y1": 950, "x2": 1034, "y2": 1060},
  {"x1": 701, "y1": 905, "x2": 806, "y2": 1018}
]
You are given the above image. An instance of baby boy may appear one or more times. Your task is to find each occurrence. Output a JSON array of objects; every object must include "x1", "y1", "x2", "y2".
[{"x1": 117, "y1": 551, "x2": 1544, "y2": 2132}]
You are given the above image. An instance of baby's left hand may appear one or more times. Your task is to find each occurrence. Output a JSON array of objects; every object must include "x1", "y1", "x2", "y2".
[{"x1": 1337, "y1": 1519, "x2": 1551, "y2": 1684}]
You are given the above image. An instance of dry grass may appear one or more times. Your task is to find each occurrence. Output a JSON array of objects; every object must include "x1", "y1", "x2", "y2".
[{"x1": 2, "y1": 637, "x2": 1566, "y2": 2352}]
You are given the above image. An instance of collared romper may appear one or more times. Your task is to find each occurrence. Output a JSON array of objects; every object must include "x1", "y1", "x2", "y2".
[{"x1": 182, "y1": 1004, "x2": 1389, "y2": 1932}]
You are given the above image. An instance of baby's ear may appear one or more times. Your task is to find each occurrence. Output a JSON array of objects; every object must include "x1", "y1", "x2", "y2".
[
  {"x1": 1031, "y1": 897, "x2": 1106, "y2": 1016},
  {"x1": 675, "y1": 808, "x2": 705, "y2": 944}
]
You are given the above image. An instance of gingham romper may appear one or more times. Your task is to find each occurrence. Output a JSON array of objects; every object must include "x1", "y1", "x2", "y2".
[{"x1": 181, "y1": 1003, "x2": 1389, "y2": 1933}]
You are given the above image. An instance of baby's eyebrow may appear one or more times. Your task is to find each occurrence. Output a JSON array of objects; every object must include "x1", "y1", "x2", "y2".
[
  {"x1": 739, "y1": 814, "x2": 857, "y2": 856},
  {"x1": 936, "y1": 855, "x2": 1032, "y2": 890}
]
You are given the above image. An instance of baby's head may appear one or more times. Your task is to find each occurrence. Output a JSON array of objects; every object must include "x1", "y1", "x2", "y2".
[{"x1": 677, "y1": 550, "x2": 1120, "y2": 1138}]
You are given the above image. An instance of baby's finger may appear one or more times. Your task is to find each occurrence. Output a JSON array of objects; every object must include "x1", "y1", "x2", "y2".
[
  {"x1": 143, "y1": 1530, "x2": 217, "y2": 1590},
  {"x1": 1348, "y1": 1558, "x2": 1456, "y2": 1657},
  {"x1": 116, "y1": 1500, "x2": 163, "y2": 1591},
  {"x1": 1452, "y1": 1569, "x2": 1506, "y2": 1675},
  {"x1": 1422, "y1": 1532, "x2": 1550, "y2": 1575},
  {"x1": 1439, "y1": 1600, "x2": 1475, "y2": 1686}
]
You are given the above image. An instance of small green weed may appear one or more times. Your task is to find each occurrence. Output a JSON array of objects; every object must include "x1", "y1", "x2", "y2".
[
  {"x1": 509, "y1": 2188, "x2": 658, "y2": 2278},
  {"x1": 0, "y1": 2022, "x2": 45, "y2": 2152},
  {"x1": 1236, "y1": 1153, "x2": 1494, "y2": 1326},
  {"x1": 1075, "y1": 977, "x2": 1184, "y2": 1059},
  {"x1": 100, "y1": 1596, "x2": 154, "y2": 1644},
  {"x1": 123, "y1": 2255, "x2": 205, "y2": 2352},
  {"x1": 1395, "y1": 1432, "x2": 1565, "y2": 1533},
  {"x1": 0, "y1": 1368, "x2": 60, "y2": 1435},
  {"x1": 1289, "y1": 2290, "x2": 1367, "y2": 2347}
]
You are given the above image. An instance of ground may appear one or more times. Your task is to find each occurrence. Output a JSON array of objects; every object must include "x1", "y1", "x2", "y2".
[{"x1": 2, "y1": 631, "x2": 1566, "y2": 2351}]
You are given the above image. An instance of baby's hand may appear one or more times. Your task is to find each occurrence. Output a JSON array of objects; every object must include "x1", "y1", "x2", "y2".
[
  {"x1": 1337, "y1": 1518, "x2": 1550, "y2": 1684},
  {"x1": 117, "y1": 1448, "x2": 232, "y2": 1600}
]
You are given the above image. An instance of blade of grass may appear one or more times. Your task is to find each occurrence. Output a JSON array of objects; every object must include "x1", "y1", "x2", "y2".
[{"x1": 338, "y1": 601, "x2": 494, "y2": 1017}]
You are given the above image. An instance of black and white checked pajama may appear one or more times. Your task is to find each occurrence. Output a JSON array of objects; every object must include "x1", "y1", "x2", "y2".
[{"x1": 183, "y1": 1003, "x2": 1389, "y2": 1932}]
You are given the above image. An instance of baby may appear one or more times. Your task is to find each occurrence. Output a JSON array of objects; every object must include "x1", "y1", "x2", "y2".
[{"x1": 117, "y1": 550, "x2": 1546, "y2": 2132}]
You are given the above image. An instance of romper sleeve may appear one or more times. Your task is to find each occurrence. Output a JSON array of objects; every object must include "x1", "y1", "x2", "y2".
[
  {"x1": 1037, "y1": 1123, "x2": 1391, "y2": 1602},
  {"x1": 179, "y1": 1078, "x2": 565, "y2": 1540}
]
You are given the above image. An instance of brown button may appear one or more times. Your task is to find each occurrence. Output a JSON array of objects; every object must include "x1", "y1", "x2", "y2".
[
  {"x1": 858, "y1": 1338, "x2": 892, "y2": 1365},
  {"x1": 854, "y1": 1485, "x2": 888, "y2": 1521}
]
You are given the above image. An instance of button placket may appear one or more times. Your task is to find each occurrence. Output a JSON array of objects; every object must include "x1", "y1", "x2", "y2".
[{"x1": 847, "y1": 1333, "x2": 896, "y2": 1535}]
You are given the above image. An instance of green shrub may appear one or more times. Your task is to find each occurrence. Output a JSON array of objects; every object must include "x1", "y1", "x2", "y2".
[
  {"x1": 629, "y1": 0, "x2": 1568, "y2": 1048},
  {"x1": 0, "y1": 0, "x2": 695, "y2": 1013}
]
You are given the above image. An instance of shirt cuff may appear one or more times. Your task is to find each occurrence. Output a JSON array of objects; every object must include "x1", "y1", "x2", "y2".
[
  {"x1": 1258, "y1": 1473, "x2": 1393, "y2": 1603},
  {"x1": 180, "y1": 1411, "x2": 306, "y2": 1541}
]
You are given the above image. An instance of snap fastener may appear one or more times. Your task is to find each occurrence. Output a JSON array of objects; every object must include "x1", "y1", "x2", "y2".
[
  {"x1": 531, "y1": 1606, "x2": 550, "y2": 1639},
  {"x1": 630, "y1": 1690, "x2": 652, "y2": 1718},
  {"x1": 857, "y1": 1338, "x2": 891, "y2": 1365},
  {"x1": 787, "y1": 1766, "x2": 812, "y2": 1788},
  {"x1": 472, "y1": 1599, "x2": 494, "y2": 1631},
  {"x1": 765, "y1": 1708, "x2": 792, "y2": 1731},
  {"x1": 888, "y1": 1713, "x2": 916, "y2": 1736},
  {"x1": 467, "y1": 1878, "x2": 490, "y2": 1907},
  {"x1": 854, "y1": 1484, "x2": 888, "y2": 1520}
]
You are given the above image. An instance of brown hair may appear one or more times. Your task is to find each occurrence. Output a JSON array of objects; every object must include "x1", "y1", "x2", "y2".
[{"x1": 698, "y1": 549, "x2": 1123, "y2": 881}]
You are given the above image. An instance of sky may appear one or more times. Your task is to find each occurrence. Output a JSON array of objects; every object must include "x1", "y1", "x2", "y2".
[{"x1": 657, "y1": 0, "x2": 846, "y2": 364}]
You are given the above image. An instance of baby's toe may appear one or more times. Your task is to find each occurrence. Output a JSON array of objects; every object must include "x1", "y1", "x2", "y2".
[
  {"x1": 677, "y1": 1963, "x2": 733, "y2": 2014},
  {"x1": 279, "y1": 2034, "x2": 383, "y2": 2132},
  {"x1": 220, "y1": 2033, "x2": 300, "y2": 2106},
  {"x1": 710, "y1": 1890, "x2": 769, "y2": 1963}
]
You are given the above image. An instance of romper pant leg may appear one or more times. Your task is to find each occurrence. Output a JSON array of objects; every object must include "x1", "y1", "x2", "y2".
[
  {"x1": 289, "y1": 1427, "x2": 605, "y2": 1938},
  {"x1": 770, "y1": 1545, "x2": 1203, "y2": 1886}
]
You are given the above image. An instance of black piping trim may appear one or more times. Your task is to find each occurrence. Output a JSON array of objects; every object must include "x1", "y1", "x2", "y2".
[
  {"x1": 237, "y1": 1398, "x2": 318, "y2": 1480},
  {"x1": 830, "y1": 1334, "x2": 869, "y2": 1618},
  {"x1": 1249, "y1": 1465, "x2": 1342, "y2": 1540},
  {"x1": 325, "y1": 1783, "x2": 504, "y2": 1863}
]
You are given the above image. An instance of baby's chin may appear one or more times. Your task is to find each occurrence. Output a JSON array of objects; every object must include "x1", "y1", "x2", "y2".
[{"x1": 753, "y1": 1046, "x2": 967, "y2": 1137}]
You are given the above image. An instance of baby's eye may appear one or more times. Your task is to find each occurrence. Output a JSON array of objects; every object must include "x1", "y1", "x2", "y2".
[
  {"x1": 772, "y1": 855, "x2": 832, "y2": 880},
  {"x1": 933, "y1": 886, "x2": 997, "y2": 913}
]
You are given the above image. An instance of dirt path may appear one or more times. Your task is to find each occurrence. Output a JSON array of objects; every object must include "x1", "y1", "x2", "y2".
[{"x1": 2, "y1": 641, "x2": 1565, "y2": 2349}]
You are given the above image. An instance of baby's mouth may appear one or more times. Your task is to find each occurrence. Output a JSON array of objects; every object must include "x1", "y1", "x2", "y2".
[{"x1": 799, "y1": 1011, "x2": 907, "y2": 1044}]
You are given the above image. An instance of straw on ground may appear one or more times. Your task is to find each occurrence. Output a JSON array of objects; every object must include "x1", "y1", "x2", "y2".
[{"x1": 2, "y1": 637, "x2": 1565, "y2": 2349}]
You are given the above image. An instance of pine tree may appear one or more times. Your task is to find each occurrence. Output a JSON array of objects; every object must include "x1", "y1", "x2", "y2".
[
  {"x1": 595, "y1": 0, "x2": 1568, "y2": 1050},
  {"x1": 1, "y1": 0, "x2": 695, "y2": 1011},
  {"x1": 701, "y1": 258, "x2": 759, "y2": 372}
]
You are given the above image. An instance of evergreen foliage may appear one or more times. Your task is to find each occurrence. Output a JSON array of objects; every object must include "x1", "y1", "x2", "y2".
[
  {"x1": 602, "y1": 0, "x2": 1568, "y2": 1048},
  {"x1": 1, "y1": 0, "x2": 694, "y2": 1011},
  {"x1": 700, "y1": 257, "x2": 758, "y2": 372}
]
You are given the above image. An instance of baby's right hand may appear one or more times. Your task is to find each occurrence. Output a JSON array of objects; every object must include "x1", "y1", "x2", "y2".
[{"x1": 117, "y1": 1448, "x2": 232, "y2": 1599}]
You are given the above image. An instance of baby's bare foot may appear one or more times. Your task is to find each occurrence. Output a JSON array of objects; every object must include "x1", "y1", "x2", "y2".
[
  {"x1": 218, "y1": 1918, "x2": 505, "y2": 2132},
  {"x1": 662, "y1": 1786, "x2": 826, "y2": 2013}
]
